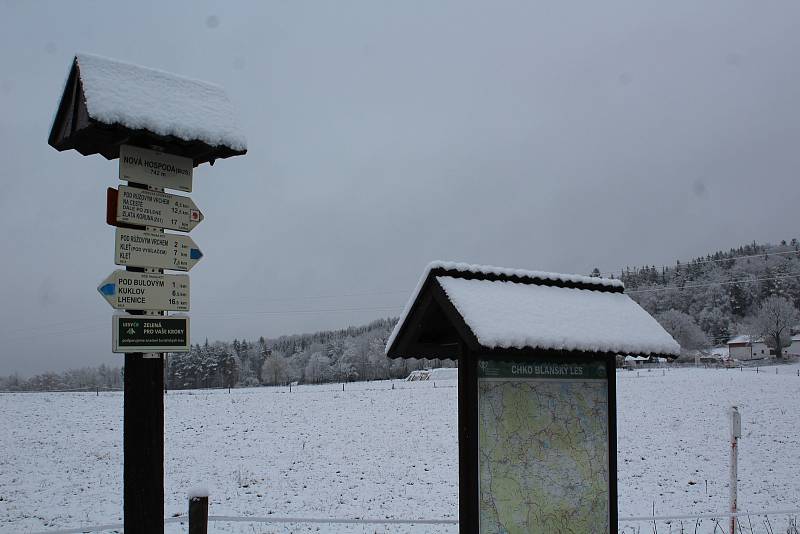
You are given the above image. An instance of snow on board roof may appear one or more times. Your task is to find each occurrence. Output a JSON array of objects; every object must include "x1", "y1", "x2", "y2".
[
  {"x1": 437, "y1": 276, "x2": 679, "y2": 355},
  {"x1": 385, "y1": 261, "x2": 623, "y2": 354},
  {"x1": 728, "y1": 335, "x2": 759, "y2": 344},
  {"x1": 385, "y1": 261, "x2": 678, "y2": 357},
  {"x1": 73, "y1": 53, "x2": 247, "y2": 151}
]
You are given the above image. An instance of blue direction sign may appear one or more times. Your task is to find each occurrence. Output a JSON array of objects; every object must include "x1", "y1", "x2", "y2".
[{"x1": 97, "y1": 270, "x2": 189, "y2": 311}]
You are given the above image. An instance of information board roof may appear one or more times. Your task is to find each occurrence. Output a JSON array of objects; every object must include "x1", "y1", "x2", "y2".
[
  {"x1": 48, "y1": 53, "x2": 247, "y2": 166},
  {"x1": 386, "y1": 261, "x2": 679, "y2": 359}
]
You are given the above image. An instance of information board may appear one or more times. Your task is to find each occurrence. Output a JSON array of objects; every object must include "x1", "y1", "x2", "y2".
[
  {"x1": 477, "y1": 358, "x2": 610, "y2": 533},
  {"x1": 113, "y1": 315, "x2": 189, "y2": 353}
]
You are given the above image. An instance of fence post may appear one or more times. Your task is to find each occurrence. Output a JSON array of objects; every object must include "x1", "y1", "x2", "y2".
[
  {"x1": 189, "y1": 492, "x2": 208, "y2": 534},
  {"x1": 730, "y1": 406, "x2": 741, "y2": 534}
]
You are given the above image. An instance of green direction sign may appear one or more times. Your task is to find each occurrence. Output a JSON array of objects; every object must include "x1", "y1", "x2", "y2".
[
  {"x1": 112, "y1": 315, "x2": 189, "y2": 353},
  {"x1": 477, "y1": 358, "x2": 607, "y2": 380}
]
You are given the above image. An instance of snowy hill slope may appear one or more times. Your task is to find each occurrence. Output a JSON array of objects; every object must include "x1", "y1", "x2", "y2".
[{"x1": 1, "y1": 365, "x2": 800, "y2": 532}]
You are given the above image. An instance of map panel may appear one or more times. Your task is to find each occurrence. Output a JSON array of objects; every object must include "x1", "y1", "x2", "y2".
[{"x1": 478, "y1": 359, "x2": 610, "y2": 534}]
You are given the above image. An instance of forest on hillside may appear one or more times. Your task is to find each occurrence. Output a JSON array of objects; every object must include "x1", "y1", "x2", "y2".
[
  {"x1": 3, "y1": 239, "x2": 799, "y2": 391},
  {"x1": 617, "y1": 239, "x2": 800, "y2": 348}
]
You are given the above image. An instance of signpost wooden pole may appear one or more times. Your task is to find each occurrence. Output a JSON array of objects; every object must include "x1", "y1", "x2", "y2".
[
  {"x1": 123, "y1": 182, "x2": 167, "y2": 534},
  {"x1": 124, "y1": 346, "x2": 164, "y2": 533}
]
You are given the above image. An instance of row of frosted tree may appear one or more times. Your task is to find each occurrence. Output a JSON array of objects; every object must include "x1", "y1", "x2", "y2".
[
  {"x1": 6, "y1": 240, "x2": 800, "y2": 391},
  {"x1": 165, "y1": 318, "x2": 452, "y2": 390},
  {"x1": 0, "y1": 364, "x2": 122, "y2": 392},
  {"x1": 0, "y1": 319, "x2": 450, "y2": 392}
]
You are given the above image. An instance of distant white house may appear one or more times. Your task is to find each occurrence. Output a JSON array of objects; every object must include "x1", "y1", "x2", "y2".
[
  {"x1": 623, "y1": 355, "x2": 649, "y2": 368},
  {"x1": 787, "y1": 335, "x2": 800, "y2": 356},
  {"x1": 406, "y1": 368, "x2": 458, "y2": 382},
  {"x1": 727, "y1": 335, "x2": 770, "y2": 360},
  {"x1": 709, "y1": 346, "x2": 729, "y2": 359},
  {"x1": 623, "y1": 355, "x2": 668, "y2": 369}
]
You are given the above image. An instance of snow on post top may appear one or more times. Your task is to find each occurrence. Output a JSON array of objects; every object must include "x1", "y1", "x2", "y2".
[
  {"x1": 188, "y1": 486, "x2": 209, "y2": 499},
  {"x1": 74, "y1": 53, "x2": 247, "y2": 151}
]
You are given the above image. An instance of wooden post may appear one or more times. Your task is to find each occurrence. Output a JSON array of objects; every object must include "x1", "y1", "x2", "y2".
[
  {"x1": 189, "y1": 495, "x2": 209, "y2": 534},
  {"x1": 124, "y1": 351, "x2": 164, "y2": 533},
  {"x1": 457, "y1": 344, "x2": 478, "y2": 533},
  {"x1": 122, "y1": 184, "x2": 166, "y2": 534}
]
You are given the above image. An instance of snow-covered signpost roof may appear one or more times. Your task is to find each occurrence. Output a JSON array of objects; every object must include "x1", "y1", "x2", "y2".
[
  {"x1": 386, "y1": 260, "x2": 679, "y2": 359},
  {"x1": 386, "y1": 261, "x2": 679, "y2": 534},
  {"x1": 48, "y1": 53, "x2": 247, "y2": 166}
]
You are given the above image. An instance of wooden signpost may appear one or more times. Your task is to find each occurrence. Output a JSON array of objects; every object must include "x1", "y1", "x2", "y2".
[{"x1": 48, "y1": 53, "x2": 246, "y2": 534}]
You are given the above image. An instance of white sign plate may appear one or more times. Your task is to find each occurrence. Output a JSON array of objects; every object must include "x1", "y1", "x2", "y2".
[
  {"x1": 119, "y1": 145, "x2": 193, "y2": 192},
  {"x1": 97, "y1": 270, "x2": 190, "y2": 311},
  {"x1": 115, "y1": 228, "x2": 203, "y2": 271},
  {"x1": 116, "y1": 185, "x2": 203, "y2": 232}
]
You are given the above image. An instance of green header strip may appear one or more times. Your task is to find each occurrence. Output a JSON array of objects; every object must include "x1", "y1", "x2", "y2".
[{"x1": 478, "y1": 358, "x2": 607, "y2": 380}]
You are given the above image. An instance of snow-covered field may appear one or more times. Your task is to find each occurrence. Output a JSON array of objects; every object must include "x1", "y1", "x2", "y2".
[{"x1": 2, "y1": 365, "x2": 800, "y2": 533}]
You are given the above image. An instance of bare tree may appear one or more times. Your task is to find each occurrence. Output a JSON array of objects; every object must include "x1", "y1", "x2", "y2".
[
  {"x1": 261, "y1": 353, "x2": 287, "y2": 386},
  {"x1": 656, "y1": 309, "x2": 710, "y2": 351},
  {"x1": 747, "y1": 296, "x2": 800, "y2": 359}
]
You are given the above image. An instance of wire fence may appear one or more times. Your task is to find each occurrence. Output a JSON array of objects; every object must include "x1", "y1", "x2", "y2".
[
  {"x1": 618, "y1": 509, "x2": 800, "y2": 534},
  {"x1": 22, "y1": 509, "x2": 800, "y2": 534}
]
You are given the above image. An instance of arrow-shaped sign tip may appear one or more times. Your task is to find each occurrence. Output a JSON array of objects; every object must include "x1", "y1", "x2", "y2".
[
  {"x1": 99, "y1": 283, "x2": 116, "y2": 296},
  {"x1": 190, "y1": 248, "x2": 203, "y2": 260}
]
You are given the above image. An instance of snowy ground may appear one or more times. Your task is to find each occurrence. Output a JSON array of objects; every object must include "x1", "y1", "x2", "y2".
[{"x1": 2, "y1": 364, "x2": 800, "y2": 533}]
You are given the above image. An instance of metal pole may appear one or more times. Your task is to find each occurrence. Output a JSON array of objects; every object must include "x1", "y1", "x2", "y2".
[{"x1": 730, "y1": 406, "x2": 741, "y2": 534}]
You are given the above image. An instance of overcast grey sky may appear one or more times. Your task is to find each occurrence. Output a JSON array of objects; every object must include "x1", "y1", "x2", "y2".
[{"x1": 1, "y1": 1, "x2": 799, "y2": 375}]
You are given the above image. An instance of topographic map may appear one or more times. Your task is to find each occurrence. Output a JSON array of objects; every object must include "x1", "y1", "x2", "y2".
[{"x1": 478, "y1": 359, "x2": 609, "y2": 534}]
